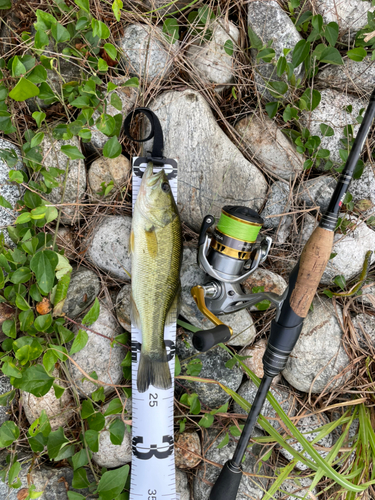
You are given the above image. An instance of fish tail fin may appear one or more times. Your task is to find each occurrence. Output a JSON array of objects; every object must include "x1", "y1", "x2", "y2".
[{"x1": 137, "y1": 348, "x2": 172, "y2": 393}]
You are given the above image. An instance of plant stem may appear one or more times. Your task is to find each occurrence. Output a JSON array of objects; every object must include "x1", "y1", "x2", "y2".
[{"x1": 52, "y1": 158, "x2": 70, "y2": 249}]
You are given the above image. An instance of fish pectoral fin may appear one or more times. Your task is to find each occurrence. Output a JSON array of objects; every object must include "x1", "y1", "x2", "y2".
[
  {"x1": 165, "y1": 284, "x2": 181, "y2": 327},
  {"x1": 130, "y1": 293, "x2": 141, "y2": 329},
  {"x1": 129, "y1": 229, "x2": 134, "y2": 256},
  {"x1": 145, "y1": 226, "x2": 158, "y2": 258}
]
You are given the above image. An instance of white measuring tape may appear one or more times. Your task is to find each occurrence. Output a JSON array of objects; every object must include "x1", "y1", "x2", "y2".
[{"x1": 130, "y1": 158, "x2": 179, "y2": 500}]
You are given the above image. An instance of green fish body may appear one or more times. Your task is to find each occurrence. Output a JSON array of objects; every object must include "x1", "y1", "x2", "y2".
[{"x1": 131, "y1": 163, "x2": 182, "y2": 393}]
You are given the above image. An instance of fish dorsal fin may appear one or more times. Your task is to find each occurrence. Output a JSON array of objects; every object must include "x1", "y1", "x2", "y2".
[
  {"x1": 130, "y1": 293, "x2": 141, "y2": 329},
  {"x1": 165, "y1": 283, "x2": 181, "y2": 327},
  {"x1": 145, "y1": 226, "x2": 158, "y2": 258},
  {"x1": 129, "y1": 229, "x2": 134, "y2": 256}
]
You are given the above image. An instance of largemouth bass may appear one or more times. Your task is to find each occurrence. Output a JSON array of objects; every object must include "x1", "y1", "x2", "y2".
[{"x1": 130, "y1": 163, "x2": 182, "y2": 393}]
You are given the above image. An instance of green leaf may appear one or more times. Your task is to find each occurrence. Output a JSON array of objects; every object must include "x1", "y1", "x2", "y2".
[
  {"x1": 91, "y1": 19, "x2": 110, "y2": 39},
  {"x1": 174, "y1": 355, "x2": 181, "y2": 377},
  {"x1": 91, "y1": 386, "x2": 105, "y2": 402},
  {"x1": 320, "y1": 123, "x2": 334, "y2": 137},
  {"x1": 104, "y1": 398, "x2": 124, "y2": 416},
  {"x1": 265, "y1": 101, "x2": 279, "y2": 119},
  {"x1": 15, "y1": 293, "x2": 30, "y2": 311},
  {"x1": 20, "y1": 309, "x2": 34, "y2": 332},
  {"x1": 198, "y1": 413, "x2": 214, "y2": 428},
  {"x1": 14, "y1": 340, "x2": 44, "y2": 365},
  {"x1": 85, "y1": 429, "x2": 99, "y2": 452},
  {"x1": 217, "y1": 432, "x2": 229, "y2": 449},
  {"x1": 68, "y1": 492, "x2": 85, "y2": 500},
  {"x1": 97, "y1": 465, "x2": 129, "y2": 500},
  {"x1": 248, "y1": 26, "x2": 262, "y2": 50},
  {"x1": 109, "y1": 418, "x2": 125, "y2": 445},
  {"x1": 104, "y1": 43, "x2": 117, "y2": 61},
  {"x1": 74, "y1": 0, "x2": 90, "y2": 13},
  {"x1": 121, "y1": 77, "x2": 139, "y2": 88},
  {"x1": 186, "y1": 358, "x2": 202, "y2": 376},
  {"x1": 32, "y1": 111, "x2": 46, "y2": 128},
  {"x1": 276, "y1": 56, "x2": 287, "y2": 77},
  {"x1": 10, "y1": 267, "x2": 31, "y2": 284},
  {"x1": 0, "y1": 421, "x2": 20, "y2": 447},
  {"x1": 72, "y1": 468, "x2": 90, "y2": 489},
  {"x1": 112, "y1": 0, "x2": 123, "y2": 21},
  {"x1": 257, "y1": 47, "x2": 275, "y2": 62},
  {"x1": 72, "y1": 448, "x2": 89, "y2": 470},
  {"x1": 0, "y1": 0, "x2": 11, "y2": 8},
  {"x1": 347, "y1": 47, "x2": 367, "y2": 62},
  {"x1": 82, "y1": 297, "x2": 100, "y2": 325},
  {"x1": 81, "y1": 399, "x2": 95, "y2": 419},
  {"x1": 34, "y1": 29, "x2": 49, "y2": 49},
  {"x1": 60, "y1": 145, "x2": 85, "y2": 160},
  {"x1": 14, "y1": 364, "x2": 54, "y2": 396},
  {"x1": 70, "y1": 329, "x2": 89, "y2": 355},
  {"x1": 319, "y1": 46, "x2": 343, "y2": 65},
  {"x1": 0, "y1": 389, "x2": 15, "y2": 407},
  {"x1": 300, "y1": 88, "x2": 321, "y2": 111},
  {"x1": 267, "y1": 81, "x2": 288, "y2": 97},
  {"x1": 292, "y1": 39, "x2": 310, "y2": 67},
  {"x1": 12, "y1": 56, "x2": 26, "y2": 77},
  {"x1": 96, "y1": 114, "x2": 115, "y2": 136},
  {"x1": 110, "y1": 92, "x2": 122, "y2": 111},
  {"x1": 0, "y1": 195, "x2": 12, "y2": 210},
  {"x1": 163, "y1": 18, "x2": 179, "y2": 44},
  {"x1": 334, "y1": 275, "x2": 346, "y2": 290},
  {"x1": 34, "y1": 313, "x2": 52, "y2": 332},
  {"x1": 87, "y1": 412, "x2": 105, "y2": 431},
  {"x1": 223, "y1": 39, "x2": 234, "y2": 56},
  {"x1": 98, "y1": 58, "x2": 109, "y2": 72},
  {"x1": 324, "y1": 22, "x2": 339, "y2": 46},
  {"x1": 47, "y1": 427, "x2": 70, "y2": 459},
  {"x1": 27, "y1": 65, "x2": 48, "y2": 85},
  {"x1": 43, "y1": 350, "x2": 57, "y2": 373},
  {"x1": 9, "y1": 78, "x2": 39, "y2": 101},
  {"x1": 51, "y1": 22, "x2": 70, "y2": 43},
  {"x1": 30, "y1": 250, "x2": 58, "y2": 293}
]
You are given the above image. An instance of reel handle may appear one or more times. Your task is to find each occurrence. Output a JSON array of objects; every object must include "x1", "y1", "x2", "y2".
[{"x1": 192, "y1": 324, "x2": 232, "y2": 352}]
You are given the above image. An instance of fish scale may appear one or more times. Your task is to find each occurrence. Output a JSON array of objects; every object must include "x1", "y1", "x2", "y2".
[{"x1": 130, "y1": 159, "x2": 180, "y2": 500}]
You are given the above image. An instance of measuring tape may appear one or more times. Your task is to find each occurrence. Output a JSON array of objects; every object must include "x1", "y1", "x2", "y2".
[{"x1": 130, "y1": 158, "x2": 179, "y2": 500}]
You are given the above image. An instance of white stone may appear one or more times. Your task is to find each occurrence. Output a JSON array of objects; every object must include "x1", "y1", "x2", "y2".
[
  {"x1": 235, "y1": 114, "x2": 304, "y2": 180},
  {"x1": 176, "y1": 468, "x2": 190, "y2": 500},
  {"x1": 119, "y1": 24, "x2": 180, "y2": 82},
  {"x1": 69, "y1": 303, "x2": 126, "y2": 396},
  {"x1": 316, "y1": 56, "x2": 375, "y2": 94},
  {"x1": 248, "y1": 0, "x2": 304, "y2": 101},
  {"x1": 84, "y1": 215, "x2": 132, "y2": 280},
  {"x1": 186, "y1": 19, "x2": 239, "y2": 93},
  {"x1": 22, "y1": 370, "x2": 75, "y2": 431},
  {"x1": 92, "y1": 399, "x2": 132, "y2": 468},
  {"x1": 300, "y1": 89, "x2": 365, "y2": 167},
  {"x1": 283, "y1": 298, "x2": 351, "y2": 393},
  {"x1": 275, "y1": 476, "x2": 318, "y2": 500},
  {"x1": 40, "y1": 133, "x2": 86, "y2": 224},
  {"x1": 116, "y1": 283, "x2": 131, "y2": 332},
  {"x1": 296, "y1": 175, "x2": 337, "y2": 214},
  {"x1": 0, "y1": 139, "x2": 25, "y2": 247},
  {"x1": 143, "y1": 89, "x2": 268, "y2": 232},
  {"x1": 175, "y1": 431, "x2": 201, "y2": 468},
  {"x1": 88, "y1": 155, "x2": 131, "y2": 196}
]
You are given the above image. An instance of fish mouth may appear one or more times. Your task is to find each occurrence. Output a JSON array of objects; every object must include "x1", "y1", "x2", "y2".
[{"x1": 144, "y1": 163, "x2": 166, "y2": 188}]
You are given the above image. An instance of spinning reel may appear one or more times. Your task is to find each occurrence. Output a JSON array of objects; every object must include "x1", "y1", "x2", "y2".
[{"x1": 191, "y1": 206, "x2": 286, "y2": 352}]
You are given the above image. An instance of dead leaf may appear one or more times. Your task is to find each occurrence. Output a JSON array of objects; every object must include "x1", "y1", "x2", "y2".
[
  {"x1": 36, "y1": 297, "x2": 52, "y2": 315},
  {"x1": 17, "y1": 489, "x2": 29, "y2": 500}
]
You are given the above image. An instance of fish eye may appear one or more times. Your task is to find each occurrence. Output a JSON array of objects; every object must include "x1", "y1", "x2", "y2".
[{"x1": 161, "y1": 182, "x2": 170, "y2": 193}]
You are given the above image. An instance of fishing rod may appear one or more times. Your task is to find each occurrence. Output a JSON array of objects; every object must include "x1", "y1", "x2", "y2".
[{"x1": 190, "y1": 88, "x2": 375, "y2": 500}]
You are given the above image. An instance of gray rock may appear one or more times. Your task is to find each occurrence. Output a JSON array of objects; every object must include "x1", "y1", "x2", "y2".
[
  {"x1": 355, "y1": 282, "x2": 375, "y2": 307},
  {"x1": 300, "y1": 89, "x2": 365, "y2": 167},
  {"x1": 62, "y1": 266, "x2": 101, "y2": 319},
  {"x1": 232, "y1": 380, "x2": 296, "y2": 431},
  {"x1": 186, "y1": 19, "x2": 239, "y2": 93},
  {"x1": 274, "y1": 475, "x2": 318, "y2": 500},
  {"x1": 176, "y1": 468, "x2": 190, "y2": 500},
  {"x1": 40, "y1": 134, "x2": 86, "y2": 224},
  {"x1": 84, "y1": 215, "x2": 132, "y2": 280},
  {"x1": 0, "y1": 453, "x2": 96, "y2": 500},
  {"x1": 352, "y1": 313, "x2": 375, "y2": 348},
  {"x1": 87, "y1": 86, "x2": 137, "y2": 156},
  {"x1": 261, "y1": 181, "x2": 291, "y2": 229},
  {"x1": 312, "y1": 0, "x2": 374, "y2": 39},
  {"x1": 21, "y1": 369, "x2": 74, "y2": 431},
  {"x1": 92, "y1": 399, "x2": 132, "y2": 468},
  {"x1": 283, "y1": 298, "x2": 351, "y2": 393},
  {"x1": 180, "y1": 246, "x2": 257, "y2": 347},
  {"x1": 279, "y1": 413, "x2": 333, "y2": 471},
  {"x1": 88, "y1": 155, "x2": 131, "y2": 196},
  {"x1": 141, "y1": 0, "x2": 190, "y2": 14},
  {"x1": 69, "y1": 303, "x2": 126, "y2": 396},
  {"x1": 143, "y1": 90, "x2": 268, "y2": 231},
  {"x1": 248, "y1": 0, "x2": 304, "y2": 102},
  {"x1": 0, "y1": 375, "x2": 12, "y2": 427},
  {"x1": 0, "y1": 139, "x2": 25, "y2": 247},
  {"x1": 316, "y1": 56, "x2": 375, "y2": 94},
  {"x1": 297, "y1": 175, "x2": 337, "y2": 214},
  {"x1": 194, "y1": 428, "x2": 269, "y2": 500},
  {"x1": 116, "y1": 283, "x2": 131, "y2": 332},
  {"x1": 297, "y1": 213, "x2": 375, "y2": 285},
  {"x1": 119, "y1": 24, "x2": 180, "y2": 82},
  {"x1": 235, "y1": 114, "x2": 304, "y2": 180},
  {"x1": 176, "y1": 336, "x2": 243, "y2": 408}
]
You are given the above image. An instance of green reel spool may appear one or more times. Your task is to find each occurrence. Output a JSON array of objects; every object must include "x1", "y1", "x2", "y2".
[{"x1": 211, "y1": 206, "x2": 264, "y2": 260}]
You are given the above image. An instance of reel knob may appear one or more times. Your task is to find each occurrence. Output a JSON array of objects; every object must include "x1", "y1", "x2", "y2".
[{"x1": 192, "y1": 325, "x2": 232, "y2": 352}]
